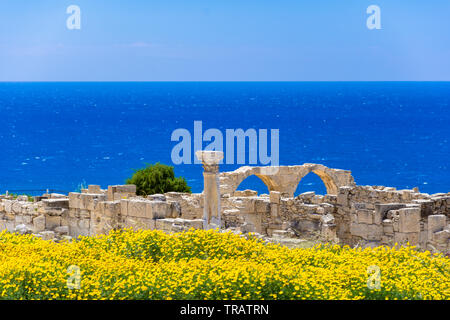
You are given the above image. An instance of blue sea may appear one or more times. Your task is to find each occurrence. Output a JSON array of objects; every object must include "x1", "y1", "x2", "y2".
[{"x1": 0, "y1": 82, "x2": 448, "y2": 195}]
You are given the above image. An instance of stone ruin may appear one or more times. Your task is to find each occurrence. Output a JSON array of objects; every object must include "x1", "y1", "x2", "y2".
[{"x1": 0, "y1": 151, "x2": 449, "y2": 255}]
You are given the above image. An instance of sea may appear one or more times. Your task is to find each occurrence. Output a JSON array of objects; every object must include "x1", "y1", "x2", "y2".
[{"x1": 0, "y1": 82, "x2": 448, "y2": 196}]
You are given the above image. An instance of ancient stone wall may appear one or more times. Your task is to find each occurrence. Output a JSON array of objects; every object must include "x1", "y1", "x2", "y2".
[
  {"x1": 334, "y1": 185, "x2": 450, "y2": 253},
  {"x1": 0, "y1": 163, "x2": 448, "y2": 255}
]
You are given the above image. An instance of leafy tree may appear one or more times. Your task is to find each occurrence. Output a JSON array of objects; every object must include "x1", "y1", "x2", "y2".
[{"x1": 126, "y1": 163, "x2": 191, "y2": 196}]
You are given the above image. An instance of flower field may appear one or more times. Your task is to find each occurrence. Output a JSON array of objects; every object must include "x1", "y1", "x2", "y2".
[{"x1": 0, "y1": 229, "x2": 448, "y2": 300}]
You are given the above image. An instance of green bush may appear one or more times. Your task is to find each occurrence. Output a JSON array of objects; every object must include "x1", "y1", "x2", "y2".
[{"x1": 126, "y1": 163, "x2": 191, "y2": 196}]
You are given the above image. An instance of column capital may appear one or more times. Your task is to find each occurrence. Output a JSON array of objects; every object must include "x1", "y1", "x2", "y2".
[{"x1": 195, "y1": 151, "x2": 224, "y2": 173}]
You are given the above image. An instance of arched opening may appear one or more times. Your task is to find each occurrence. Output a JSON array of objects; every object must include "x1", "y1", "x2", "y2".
[
  {"x1": 294, "y1": 171, "x2": 327, "y2": 196},
  {"x1": 235, "y1": 174, "x2": 271, "y2": 196}
]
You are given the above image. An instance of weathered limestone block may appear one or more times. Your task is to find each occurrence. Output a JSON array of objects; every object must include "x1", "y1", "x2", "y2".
[
  {"x1": 54, "y1": 226, "x2": 69, "y2": 235},
  {"x1": 233, "y1": 198, "x2": 256, "y2": 214},
  {"x1": 45, "y1": 215, "x2": 61, "y2": 230},
  {"x1": 433, "y1": 230, "x2": 450, "y2": 244},
  {"x1": 115, "y1": 185, "x2": 137, "y2": 194},
  {"x1": 15, "y1": 215, "x2": 32, "y2": 225},
  {"x1": 419, "y1": 230, "x2": 428, "y2": 247},
  {"x1": 173, "y1": 218, "x2": 205, "y2": 230},
  {"x1": 124, "y1": 217, "x2": 156, "y2": 230},
  {"x1": 80, "y1": 193, "x2": 106, "y2": 211},
  {"x1": 69, "y1": 193, "x2": 81, "y2": 209},
  {"x1": 12, "y1": 201, "x2": 26, "y2": 214},
  {"x1": 337, "y1": 193, "x2": 348, "y2": 207},
  {"x1": 3, "y1": 200, "x2": 12, "y2": 214},
  {"x1": 5, "y1": 220, "x2": 15, "y2": 232},
  {"x1": 88, "y1": 185, "x2": 102, "y2": 194},
  {"x1": 428, "y1": 215, "x2": 446, "y2": 240},
  {"x1": 60, "y1": 209, "x2": 69, "y2": 228},
  {"x1": 120, "y1": 199, "x2": 128, "y2": 216},
  {"x1": 168, "y1": 201, "x2": 181, "y2": 218},
  {"x1": 165, "y1": 193, "x2": 203, "y2": 220},
  {"x1": 269, "y1": 191, "x2": 281, "y2": 204},
  {"x1": 91, "y1": 212, "x2": 122, "y2": 235},
  {"x1": 120, "y1": 199, "x2": 172, "y2": 220},
  {"x1": 107, "y1": 187, "x2": 114, "y2": 201},
  {"x1": 223, "y1": 209, "x2": 240, "y2": 221},
  {"x1": 241, "y1": 212, "x2": 263, "y2": 234},
  {"x1": 350, "y1": 223, "x2": 382, "y2": 241},
  {"x1": 397, "y1": 208, "x2": 421, "y2": 233},
  {"x1": 79, "y1": 209, "x2": 91, "y2": 219},
  {"x1": 382, "y1": 219, "x2": 394, "y2": 235},
  {"x1": 270, "y1": 203, "x2": 278, "y2": 218},
  {"x1": 356, "y1": 209, "x2": 374, "y2": 224},
  {"x1": 33, "y1": 215, "x2": 46, "y2": 233},
  {"x1": 401, "y1": 190, "x2": 413, "y2": 201},
  {"x1": 127, "y1": 199, "x2": 148, "y2": 218},
  {"x1": 107, "y1": 185, "x2": 136, "y2": 201},
  {"x1": 99, "y1": 201, "x2": 121, "y2": 217},
  {"x1": 147, "y1": 201, "x2": 171, "y2": 219},
  {"x1": 68, "y1": 217, "x2": 90, "y2": 237}
]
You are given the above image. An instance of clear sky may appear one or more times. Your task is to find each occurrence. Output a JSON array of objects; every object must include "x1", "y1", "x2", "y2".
[{"x1": 0, "y1": 0, "x2": 449, "y2": 81}]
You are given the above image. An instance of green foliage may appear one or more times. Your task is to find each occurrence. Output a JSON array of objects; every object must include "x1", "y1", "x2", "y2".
[{"x1": 126, "y1": 163, "x2": 191, "y2": 196}]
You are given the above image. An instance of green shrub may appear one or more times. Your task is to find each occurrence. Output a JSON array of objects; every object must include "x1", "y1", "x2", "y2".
[{"x1": 126, "y1": 163, "x2": 191, "y2": 196}]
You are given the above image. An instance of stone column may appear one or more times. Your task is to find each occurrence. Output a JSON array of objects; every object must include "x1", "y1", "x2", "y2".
[{"x1": 195, "y1": 151, "x2": 224, "y2": 229}]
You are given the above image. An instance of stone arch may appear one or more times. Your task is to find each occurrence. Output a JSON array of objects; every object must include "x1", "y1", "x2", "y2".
[
  {"x1": 219, "y1": 166, "x2": 280, "y2": 196},
  {"x1": 291, "y1": 165, "x2": 339, "y2": 196},
  {"x1": 293, "y1": 171, "x2": 328, "y2": 196},
  {"x1": 219, "y1": 164, "x2": 355, "y2": 198},
  {"x1": 234, "y1": 174, "x2": 272, "y2": 195},
  {"x1": 284, "y1": 164, "x2": 354, "y2": 197}
]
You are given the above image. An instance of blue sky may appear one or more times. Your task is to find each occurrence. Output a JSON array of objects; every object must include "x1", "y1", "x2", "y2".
[{"x1": 0, "y1": 0, "x2": 449, "y2": 81}]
